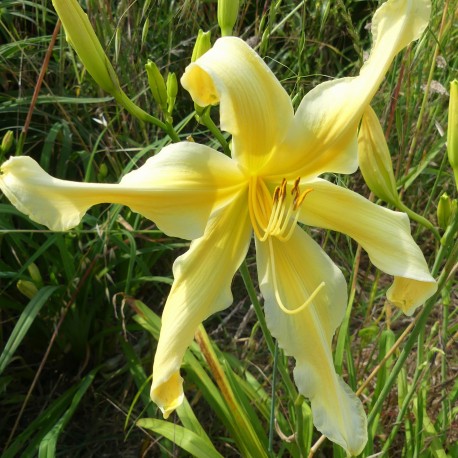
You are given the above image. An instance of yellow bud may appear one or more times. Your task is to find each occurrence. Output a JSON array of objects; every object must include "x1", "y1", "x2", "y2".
[
  {"x1": 218, "y1": 0, "x2": 239, "y2": 37},
  {"x1": 437, "y1": 193, "x2": 457, "y2": 230},
  {"x1": 166, "y1": 72, "x2": 178, "y2": 114},
  {"x1": 1, "y1": 130, "x2": 14, "y2": 154},
  {"x1": 145, "y1": 60, "x2": 168, "y2": 112},
  {"x1": 357, "y1": 106, "x2": 400, "y2": 206},
  {"x1": 52, "y1": 0, "x2": 120, "y2": 94},
  {"x1": 192, "y1": 30, "x2": 212, "y2": 62},
  {"x1": 447, "y1": 80, "x2": 458, "y2": 187},
  {"x1": 17, "y1": 280, "x2": 38, "y2": 300}
]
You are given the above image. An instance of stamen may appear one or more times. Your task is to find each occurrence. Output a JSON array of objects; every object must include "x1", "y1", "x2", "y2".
[
  {"x1": 249, "y1": 177, "x2": 312, "y2": 242},
  {"x1": 268, "y1": 238, "x2": 325, "y2": 315}
]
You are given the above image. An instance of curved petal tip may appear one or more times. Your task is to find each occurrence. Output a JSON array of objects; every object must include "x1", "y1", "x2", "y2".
[{"x1": 150, "y1": 371, "x2": 184, "y2": 419}]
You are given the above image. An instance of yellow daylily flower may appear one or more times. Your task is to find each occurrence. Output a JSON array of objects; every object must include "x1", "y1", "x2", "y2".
[{"x1": 0, "y1": 0, "x2": 436, "y2": 454}]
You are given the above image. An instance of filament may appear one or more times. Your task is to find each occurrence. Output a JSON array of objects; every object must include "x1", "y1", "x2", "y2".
[{"x1": 268, "y1": 237, "x2": 325, "y2": 315}]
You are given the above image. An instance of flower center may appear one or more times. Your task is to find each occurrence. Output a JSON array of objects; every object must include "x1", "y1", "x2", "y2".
[{"x1": 249, "y1": 176, "x2": 312, "y2": 243}]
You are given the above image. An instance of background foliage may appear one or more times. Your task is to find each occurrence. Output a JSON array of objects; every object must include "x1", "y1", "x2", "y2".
[{"x1": 0, "y1": 0, "x2": 456, "y2": 456}]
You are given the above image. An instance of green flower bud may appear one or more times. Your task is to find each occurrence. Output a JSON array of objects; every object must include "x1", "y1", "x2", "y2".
[
  {"x1": 447, "y1": 80, "x2": 458, "y2": 187},
  {"x1": 27, "y1": 262, "x2": 43, "y2": 288},
  {"x1": 357, "y1": 106, "x2": 400, "y2": 206},
  {"x1": 97, "y1": 163, "x2": 108, "y2": 181},
  {"x1": 52, "y1": 0, "x2": 120, "y2": 94},
  {"x1": 166, "y1": 72, "x2": 178, "y2": 114},
  {"x1": 437, "y1": 192, "x2": 457, "y2": 230},
  {"x1": 17, "y1": 280, "x2": 38, "y2": 299},
  {"x1": 145, "y1": 60, "x2": 168, "y2": 112},
  {"x1": 192, "y1": 30, "x2": 212, "y2": 62},
  {"x1": 1, "y1": 130, "x2": 14, "y2": 154},
  {"x1": 218, "y1": 0, "x2": 239, "y2": 37}
]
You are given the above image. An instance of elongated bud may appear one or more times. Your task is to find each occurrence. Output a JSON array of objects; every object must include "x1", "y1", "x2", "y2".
[
  {"x1": 218, "y1": 0, "x2": 239, "y2": 37},
  {"x1": 437, "y1": 192, "x2": 457, "y2": 230},
  {"x1": 447, "y1": 80, "x2": 458, "y2": 187},
  {"x1": 1, "y1": 130, "x2": 14, "y2": 154},
  {"x1": 358, "y1": 106, "x2": 400, "y2": 206},
  {"x1": 166, "y1": 72, "x2": 178, "y2": 114},
  {"x1": 52, "y1": 0, "x2": 120, "y2": 94},
  {"x1": 17, "y1": 280, "x2": 38, "y2": 299},
  {"x1": 28, "y1": 262, "x2": 43, "y2": 287},
  {"x1": 190, "y1": 30, "x2": 212, "y2": 115},
  {"x1": 98, "y1": 162, "x2": 108, "y2": 181},
  {"x1": 145, "y1": 60, "x2": 168, "y2": 112},
  {"x1": 192, "y1": 30, "x2": 212, "y2": 62}
]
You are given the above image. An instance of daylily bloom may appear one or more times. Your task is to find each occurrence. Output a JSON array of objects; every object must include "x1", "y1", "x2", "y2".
[{"x1": 0, "y1": 0, "x2": 436, "y2": 454}]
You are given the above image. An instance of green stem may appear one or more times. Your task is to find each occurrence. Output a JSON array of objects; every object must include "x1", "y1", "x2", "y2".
[
  {"x1": 199, "y1": 108, "x2": 230, "y2": 155},
  {"x1": 268, "y1": 341, "x2": 278, "y2": 454},
  {"x1": 397, "y1": 201, "x2": 441, "y2": 241},
  {"x1": 239, "y1": 261, "x2": 297, "y2": 398},
  {"x1": 294, "y1": 394, "x2": 306, "y2": 455},
  {"x1": 114, "y1": 90, "x2": 180, "y2": 142},
  {"x1": 368, "y1": 214, "x2": 458, "y2": 427},
  {"x1": 381, "y1": 368, "x2": 423, "y2": 456}
]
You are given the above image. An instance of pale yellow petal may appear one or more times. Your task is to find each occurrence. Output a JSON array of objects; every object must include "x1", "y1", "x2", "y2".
[
  {"x1": 0, "y1": 143, "x2": 245, "y2": 239},
  {"x1": 267, "y1": 0, "x2": 431, "y2": 179},
  {"x1": 150, "y1": 192, "x2": 252, "y2": 417},
  {"x1": 256, "y1": 229, "x2": 367, "y2": 455},
  {"x1": 181, "y1": 37, "x2": 294, "y2": 173},
  {"x1": 299, "y1": 179, "x2": 437, "y2": 314}
]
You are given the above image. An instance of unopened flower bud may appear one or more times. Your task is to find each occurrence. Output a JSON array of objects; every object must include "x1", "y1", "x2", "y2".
[
  {"x1": 145, "y1": 60, "x2": 168, "y2": 112},
  {"x1": 1, "y1": 130, "x2": 14, "y2": 154},
  {"x1": 358, "y1": 106, "x2": 400, "y2": 206},
  {"x1": 192, "y1": 30, "x2": 212, "y2": 62},
  {"x1": 27, "y1": 262, "x2": 43, "y2": 288},
  {"x1": 52, "y1": 0, "x2": 120, "y2": 94},
  {"x1": 437, "y1": 193, "x2": 457, "y2": 230},
  {"x1": 98, "y1": 162, "x2": 108, "y2": 181},
  {"x1": 17, "y1": 280, "x2": 38, "y2": 299},
  {"x1": 218, "y1": 0, "x2": 239, "y2": 37},
  {"x1": 166, "y1": 72, "x2": 178, "y2": 114},
  {"x1": 447, "y1": 80, "x2": 458, "y2": 187}
]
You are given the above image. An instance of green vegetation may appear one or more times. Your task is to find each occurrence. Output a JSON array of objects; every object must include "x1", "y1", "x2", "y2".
[{"x1": 0, "y1": 0, "x2": 456, "y2": 456}]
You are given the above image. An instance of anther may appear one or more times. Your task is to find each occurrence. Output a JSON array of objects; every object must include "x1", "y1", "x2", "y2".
[{"x1": 250, "y1": 177, "x2": 312, "y2": 243}]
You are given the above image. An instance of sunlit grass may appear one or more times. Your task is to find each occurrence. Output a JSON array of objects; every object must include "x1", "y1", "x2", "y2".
[{"x1": 0, "y1": 0, "x2": 457, "y2": 456}]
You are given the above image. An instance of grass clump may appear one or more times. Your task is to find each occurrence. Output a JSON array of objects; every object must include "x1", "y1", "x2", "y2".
[{"x1": 0, "y1": 0, "x2": 457, "y2": 457}]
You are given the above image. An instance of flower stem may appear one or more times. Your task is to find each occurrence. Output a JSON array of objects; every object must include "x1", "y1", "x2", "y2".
[
  {"x1": 239, "y1": 260, "x2": 297, "y2": 398},
  {"x1": 199, "y1": 108, "x2": 230, "y2": 155},
  {"x1": 113, "y1": 90, "x2": 180, "y2": 142},
  {"x1": 367, "y1": 213, "x2": 458, "y2": 427},
  {"x1": 268, "y1": 341, "x2": 278, "y2": 453},
  {"x1": 397, "y1": 201, "x2": 441, "y2": 241}
]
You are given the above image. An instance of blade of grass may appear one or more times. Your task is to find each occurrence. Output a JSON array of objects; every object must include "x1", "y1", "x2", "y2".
[
  {"x1": 137, "y1": 418, "x2": 224, "y2": 458},
  {"x1": 38, "y1": 369, "x2": 98, "y2": 458},
  {"x1": 0, "y1": 285, "x2": 60, "y2": 375}
]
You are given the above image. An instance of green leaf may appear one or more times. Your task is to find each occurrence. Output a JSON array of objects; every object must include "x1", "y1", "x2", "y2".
[
  {"x1": 38, "y1": 370, "x2": 97, "y2": 458},
  {"x1": 137, "y1": 418, "x2": 224, "y2": 458},
  {"x1": 0, "y1": 285, "x2": 60, "y2": 375}
]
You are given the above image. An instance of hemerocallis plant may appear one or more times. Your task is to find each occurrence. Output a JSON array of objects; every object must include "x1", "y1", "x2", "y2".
[{"x1": 0, "y1": 0, "x2": 437, "y2": 454}]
